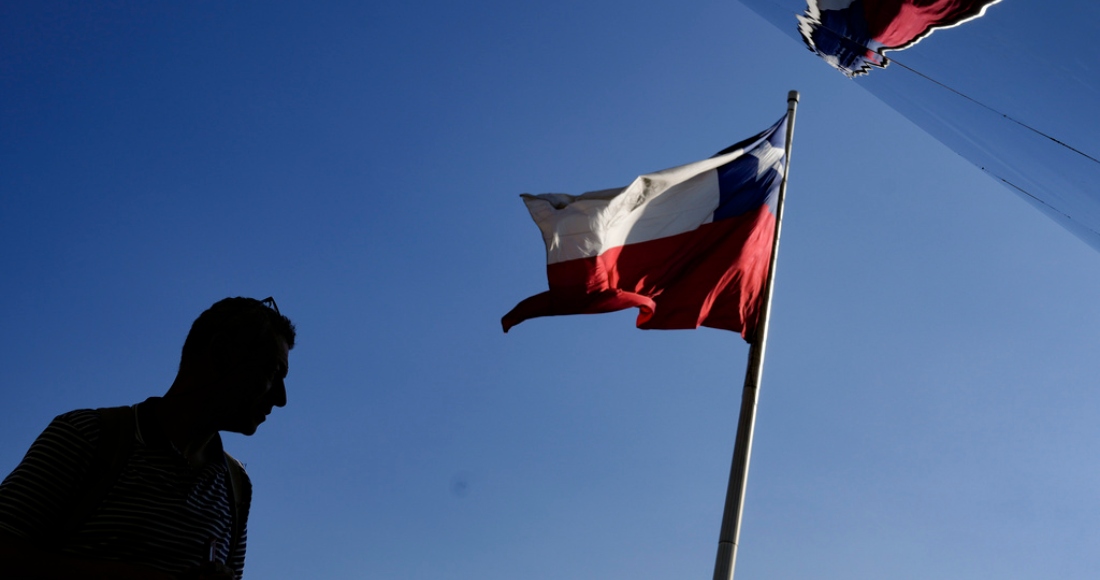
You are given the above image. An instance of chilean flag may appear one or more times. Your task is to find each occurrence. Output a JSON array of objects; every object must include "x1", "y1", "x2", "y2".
[
  {"x1": 502, "y1": 114, "x2": 788, "y2": 341},
  {"x1": 798, "y1": 0, "x2": 1002, "y2": 76}
]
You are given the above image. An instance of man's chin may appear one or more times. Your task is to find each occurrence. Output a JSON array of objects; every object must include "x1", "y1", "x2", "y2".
[{"x1": 225, "y1": 419, "x2": 263, "y2": 436}]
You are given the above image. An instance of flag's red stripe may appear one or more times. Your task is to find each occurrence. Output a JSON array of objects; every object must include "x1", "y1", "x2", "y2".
[
  {"x1": 502, "y1": 206, "x2": 775, "y2": 339},
  {"x1": 867, "y1": 0, "x2": 994, "y2": 48}
]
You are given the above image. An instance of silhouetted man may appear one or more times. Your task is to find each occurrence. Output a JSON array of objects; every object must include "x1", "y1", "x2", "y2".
[{"x1": 0, "y1": 297, "x2": 295, "y2": 580}]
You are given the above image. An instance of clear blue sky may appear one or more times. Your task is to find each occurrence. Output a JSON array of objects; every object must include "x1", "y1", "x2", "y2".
[{"x1": 3, "y1": 2, "x2": 1099, "y2": 579}]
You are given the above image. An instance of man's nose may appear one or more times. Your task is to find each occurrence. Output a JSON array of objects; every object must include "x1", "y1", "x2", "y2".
[{"x1": 272, "y1": 378, "x2": 287, "y2": 407}]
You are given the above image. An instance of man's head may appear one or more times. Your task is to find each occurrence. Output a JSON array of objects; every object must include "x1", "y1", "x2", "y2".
[{"x1": 179, "y1": 297, "x2": 297, "y2": 434}]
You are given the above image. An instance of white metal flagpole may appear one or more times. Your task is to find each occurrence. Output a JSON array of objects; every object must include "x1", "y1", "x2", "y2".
[{"x1": 712, "y1": 90, "x2": 799, "y2": 580}]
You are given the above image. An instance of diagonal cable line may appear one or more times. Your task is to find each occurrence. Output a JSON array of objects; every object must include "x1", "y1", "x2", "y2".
[
  {"x1": 887, "y1": 58, "x2": 1100, "y2": 167},
  {"x1": 986, "y1": 169, "x2": 1100, "y2": 239}
]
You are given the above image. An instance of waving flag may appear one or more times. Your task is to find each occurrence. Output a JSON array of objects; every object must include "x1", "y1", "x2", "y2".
[
  {"x1": 502, "y1": 114, "x2": 789, "y2": 341},
  {"x1": 798, "y1": 0, "x2": 1002, "y2": 76}
]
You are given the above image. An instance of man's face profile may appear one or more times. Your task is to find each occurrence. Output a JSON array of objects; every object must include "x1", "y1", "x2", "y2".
[{"x1": 219, "y1": 336, "x2": 290, "y2": 436}]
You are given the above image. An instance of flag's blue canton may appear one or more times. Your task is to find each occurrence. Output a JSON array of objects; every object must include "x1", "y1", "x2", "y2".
[
  {"x1": 714, "y1": 116, "x2": 787, "y2": 221},
  {"x1": 810, "y1": 1, "x2": 875, "y2": 70}
]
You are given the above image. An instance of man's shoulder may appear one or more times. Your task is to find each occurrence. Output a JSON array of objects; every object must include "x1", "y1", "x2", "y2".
[
  {"x1": 53, "y1": 408, "x2": 101, "y2": 427},
  {"x1": 38, "y1": 408, "x2": 103, "y2": 448},
  {"x1": 50, "y1": 404, "x2": 139, "y2": 444}
]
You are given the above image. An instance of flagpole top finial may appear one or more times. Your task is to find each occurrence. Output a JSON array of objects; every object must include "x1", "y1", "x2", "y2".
[{"x1": 787, "y1": 90, "x2": 800, "y2": 103}]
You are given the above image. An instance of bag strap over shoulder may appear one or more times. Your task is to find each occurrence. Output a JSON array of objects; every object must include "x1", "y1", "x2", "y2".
[{"x1": 222, "y1": 451, "x2": 251, "y2": 561}]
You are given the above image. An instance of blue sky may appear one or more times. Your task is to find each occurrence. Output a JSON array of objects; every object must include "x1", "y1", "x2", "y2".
[{"x1": 3, "y1": 1, "x2": 1099, "y2": 578}]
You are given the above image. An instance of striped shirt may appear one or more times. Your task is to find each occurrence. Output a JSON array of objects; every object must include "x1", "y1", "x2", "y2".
[{"x1": 0, "y1": 398, "x2": 249, "y2": 578}]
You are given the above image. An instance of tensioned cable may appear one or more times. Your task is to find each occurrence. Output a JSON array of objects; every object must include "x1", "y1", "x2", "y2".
[
  {"x1": 887, "y1": 57, "x2": 1100, "y2": 239},
  {"x1": 886, "y1": 58, "x2": 1100, "y2": 167},
  {"x1": 992, "y1": 172, "x2": 1100, "y2": 239},
  {"x1": 879, "y1": 54, "x2": 1100, "y2": 239}
]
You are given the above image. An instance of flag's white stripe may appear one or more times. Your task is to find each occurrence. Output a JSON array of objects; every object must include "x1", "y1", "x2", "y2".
[{"x1": 523, "y1": 146, "x2": 751, "y2": 264}]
